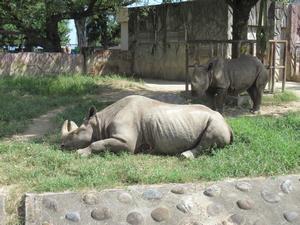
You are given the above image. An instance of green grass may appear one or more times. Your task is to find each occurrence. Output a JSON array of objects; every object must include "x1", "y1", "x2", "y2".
[
  {"x1": 0, "y1": 74, "x2": 142, "y2": 96},
  {"x1": 0, "y1": 75, "x2": 299, "y2": 192},
  {"x1": 0, "y1": 74, "x2": 142, "y2": 138},
  {"x1": 0, "y1": 106, "x2": 299, "y2": 193},
  {"x1": 263, "y1": 90, "x2": 299, "y2": 105}
]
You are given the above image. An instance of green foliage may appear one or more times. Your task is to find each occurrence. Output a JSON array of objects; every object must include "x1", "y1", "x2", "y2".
[
  {"x1": 59, "y1": 20, "x2": 71, "y2": 46},
  {"x1": 0, "y1": 0, "x2": 136, "y2": 51}
]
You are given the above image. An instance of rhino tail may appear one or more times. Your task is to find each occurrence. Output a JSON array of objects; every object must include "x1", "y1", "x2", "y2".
[{"x1": 229, "y1": 126, "x2": 234, "y2": 144}]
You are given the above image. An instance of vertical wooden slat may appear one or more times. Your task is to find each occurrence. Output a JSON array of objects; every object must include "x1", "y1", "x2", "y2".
[
  {"x1": 282, "y1": 40, "x2": 287, "y2": 92},
  {"x1": 294, "y1": 46, "x2": 297, "y2": 76},
  {"x1": 271, "y1": 41, "x2": 276, "y2": 93},
  {"x1": 268, "y1": 41, "x2": 273, "y2": 91},
  {"x1": 250, "y1": 42, "x2": 254, "y2": 56},
  {"x1": 185, "y1": 25, "x2": 189, "y2": 94},
  {"x1": 237, "y1": 41, "x2": 241, "y2": 58}
]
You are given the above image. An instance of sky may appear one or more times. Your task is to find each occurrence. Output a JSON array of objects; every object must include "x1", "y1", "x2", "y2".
[{"x1": 68, "y1": 0, "x2": 164, "y2": 46}]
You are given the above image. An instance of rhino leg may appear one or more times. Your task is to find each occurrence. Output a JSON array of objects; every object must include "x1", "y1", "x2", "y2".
[
  {"x1": 180, "y1": 138, "x2": 213, "y2": 159},
  {"x1": 77, "y1": 147, "x2": 92, "y2": 157},
  {"x1": 204, "y1": 91, "x2": 216, "y2": 110},
  {"x1": 247, "y1": 85, "x2": 262, "y2": 112},
  {"x1": 77, "y1": 138, "x2": 133, "y2": 157},
  {"x1": 90, "y1": 138, "x2": 132, "y2": 154},
  {"x1": 214, "y1": 88, "x2": 227, "y2": 113},
  {"x1": 180, "y1": 149, "x2": 198, "y2": 159},
  {"x1": 181, "y1": 118, "x2": 232, "y2": 159}
]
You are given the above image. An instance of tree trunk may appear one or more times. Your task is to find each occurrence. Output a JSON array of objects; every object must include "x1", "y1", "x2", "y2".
[
  {"x1": 75, "y1": 18, "x2": 88, "y2": 50},
  {"x1": 99, "y1": 14, "x2": 109, "y2": 49},
  {"x1": 228, "y1": 0, "x2": 260, "y2": 58},
  {"x1": 232, "y1": 7, "x2": 249, "y2": 58},
  {"x1": 44, "y1": 17, "x2": 62, "y2": 52},
  {"x1": 256, "y1": 0, "x2": 269, "y2": 62}
]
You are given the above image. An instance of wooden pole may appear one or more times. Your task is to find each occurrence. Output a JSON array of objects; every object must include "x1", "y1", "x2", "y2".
[
  {"x1": 268, "y1": 41, "x2": 273, "y2": 91},
  {"x1": 237, "y1": 40, "x2": 241, "y2": 58},
  {"x1": 282, "y1": 41, "x2": 288, "y2": 92},
  {"x1": 271, "y1": 41, "x2": 276, "y2": 93},
  {"x1": 185, "y1": 25, "x2": 189, "y2": 95}
]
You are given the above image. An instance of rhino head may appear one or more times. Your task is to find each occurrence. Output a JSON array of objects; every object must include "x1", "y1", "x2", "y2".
[
  {"x1": 191, "y1": 62, "x2": 214, "y2": 97},
  {"x1": 60, "y1": 106, "x2": 97, "y2": 150}
]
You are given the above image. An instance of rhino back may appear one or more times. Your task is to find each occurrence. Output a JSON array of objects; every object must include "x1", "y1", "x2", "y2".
[
  {"x1": 225, "y1": 55, "x2": 264, "y2": 93},
  {"x1": 141, "y1": 105, "x2": 212, "y2": 154},
  {"x1": 99, "y1": 95, "x2": 165, "y2": 151}
]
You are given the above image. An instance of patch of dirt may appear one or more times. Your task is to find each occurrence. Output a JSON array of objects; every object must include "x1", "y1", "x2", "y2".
[
  {"x1": 224, "y1": 101, "x2": 300, "y2": 117},
  {"x1": 11, "y1": 106, "x2": 66, "y2": 141}
]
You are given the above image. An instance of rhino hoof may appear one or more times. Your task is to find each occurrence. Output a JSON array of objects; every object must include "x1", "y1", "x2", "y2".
[
  {"x1": 77, "y1": 147, "x2": 92, "y2": 157},
  {"x1": 180, "y1": 151, "x2": 195, "y2": 160},
  {"x1": 250, "y1": 109, "x2": 260, "y2": 115}
]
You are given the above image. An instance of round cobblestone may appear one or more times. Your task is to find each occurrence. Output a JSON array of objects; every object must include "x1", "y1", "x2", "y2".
[
  {"x1": 280, "y1": 180, "x2": 293, "y2": 194},
  {"x1": 143, "y1": 189, "x2": 163, "y2": 200},
  {"x1": 42, "y1": 198, "x2": 58, "y2": 212},
  {"x1": 283, "y1": 211, "x2": 298, "y2": 222},
  {"x1": 229, "y1": 214, "x2": 245, "y2": 225},
  {"x1": 82, "y1": 193, "x2": 98, "y2": 205},
  {"x1": 126, "y1": 212, "x2": 144, "y2": 225},
  {"x1": 91, "y1": 207, "x2": 112, "y2": 221},
  {"x1": 261, "y1": 190, "x2": 281, "y2": 203},
  {"x1": 65, "y1": 212, "x2": 80, "y2": 222},
  {"x1": 151, "y1": 207, "x2": 170, "y2": 222},
  {"x1": 237, "y1": 199, "x2": 255, "y2": 210},
  {"x1": 176, "y1": 200, "x2": 193, "y2": 214},
  {"x1": 236, "y1": 182, "x2": 252, "y2": 192},
  {"x1": 204, "y1": 185, "x2": 221, "y2": 197},
  {"x1": 171, "y1": 186, "x2": 185, "y2": 194},
  {"x1": 118, "y1": 192, "x2": 132, "y2": 204}
]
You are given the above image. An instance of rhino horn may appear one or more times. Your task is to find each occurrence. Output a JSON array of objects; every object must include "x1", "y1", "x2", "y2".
[
  {"x1": 61, "y1": 120, "x2": 78, "y2": 138},
  {"x1": 68, "y1": 120, "x2": 78, "y2": 131},
  {"x1": 61, "y1": 120, "x2": 69, "y2": 138}
]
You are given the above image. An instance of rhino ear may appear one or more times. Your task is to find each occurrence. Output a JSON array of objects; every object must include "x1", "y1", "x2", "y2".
[{"x1": 87, "y1": 106, "x2": 97, "y2": 119}]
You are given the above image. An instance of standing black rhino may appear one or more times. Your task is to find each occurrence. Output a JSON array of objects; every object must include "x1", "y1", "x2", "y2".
[
  {"x1": 61, "y1": 95, "x2": 233, "y2": 159},
  {"x1": 191, "y1": 55, "x2": 268, "y2": 113}
]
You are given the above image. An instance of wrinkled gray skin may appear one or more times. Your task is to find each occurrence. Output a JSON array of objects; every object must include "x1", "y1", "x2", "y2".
[
  {"x1": 191, "y1": 55, "x2": 268, "y2": 113},
  {"x1": 61, "y1": 95, "x2": 233, "y2": 159}
]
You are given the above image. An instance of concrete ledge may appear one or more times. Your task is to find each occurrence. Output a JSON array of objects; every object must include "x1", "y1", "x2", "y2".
[
  {"x1": 24, "y1": 175, "x2": 300, "y2": 225},
  {"x1": 0, "y1": 191, "x2": 7, "y2": 225}
]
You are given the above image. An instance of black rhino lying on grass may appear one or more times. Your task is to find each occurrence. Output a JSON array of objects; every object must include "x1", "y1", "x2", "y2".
[{"x1": 61, "y1": 95, "x2": 233, "y2": 159}]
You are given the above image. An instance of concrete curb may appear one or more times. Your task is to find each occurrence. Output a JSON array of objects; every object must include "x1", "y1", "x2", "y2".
[{"x1": 24, "y1": 174, "x2": 300, "y2": 225}]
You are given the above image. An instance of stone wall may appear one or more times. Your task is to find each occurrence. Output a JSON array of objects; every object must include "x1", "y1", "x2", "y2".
[
  {"x1": 128, "y1": 0, "x2": 229, "y2": 80},
  {"x1": 86, "y1": 49, "x2": 132, "y2": 75},
  {"x1": 0, "y1": 53, "x2": 83, "y2": 76}
]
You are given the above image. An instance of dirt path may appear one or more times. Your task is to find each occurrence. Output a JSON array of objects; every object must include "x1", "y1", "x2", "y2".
[
  {"x1": 11, "y1": 80, "x2": 300, "y2": 140},
  {"x1": 11, "y1": 107, "x2": 66, "y2": 140},
  {"x1": 224, "y1": 101, "x2": 300, "y2": 117}
]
